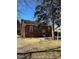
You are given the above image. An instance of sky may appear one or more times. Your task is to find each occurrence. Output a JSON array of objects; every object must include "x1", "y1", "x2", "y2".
[{"x1": 17, "y1": 0, "x2": 41, "y2": 21}]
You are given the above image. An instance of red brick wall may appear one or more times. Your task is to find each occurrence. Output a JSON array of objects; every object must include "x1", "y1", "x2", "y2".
[{"x1": 21, "y1": 23, "x2": 52, "y2": 38}]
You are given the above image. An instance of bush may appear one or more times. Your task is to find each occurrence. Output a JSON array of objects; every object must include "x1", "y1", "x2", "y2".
[{"x1": 17, "y1": 31, "x2": 21, "y2": 35}]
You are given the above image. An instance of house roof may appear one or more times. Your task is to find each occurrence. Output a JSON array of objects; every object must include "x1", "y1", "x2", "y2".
[
  {"x1": 54, "y1": 26, "x2": 61, "y2": 32},
  {"x1": 21, "y1": 19, "x2": 35, "y2": 24}
]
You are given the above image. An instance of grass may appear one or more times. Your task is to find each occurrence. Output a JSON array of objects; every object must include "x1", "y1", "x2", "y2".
[{"x1": 17, "y1": 38, "x2": 61, "y2": 53}]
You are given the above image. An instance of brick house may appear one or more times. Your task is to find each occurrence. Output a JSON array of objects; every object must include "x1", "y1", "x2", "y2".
[{"x1": 20, "y1": 20, "x2": 52, "y2": 38}]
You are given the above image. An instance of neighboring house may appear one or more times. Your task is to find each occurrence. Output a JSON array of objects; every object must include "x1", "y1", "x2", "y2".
[
  {"x1": 54, "y1": 26, "x2": 61, "y2": 39},
  {"x1": 21, "y1": 20, "x2": 52, "y2": 38}
]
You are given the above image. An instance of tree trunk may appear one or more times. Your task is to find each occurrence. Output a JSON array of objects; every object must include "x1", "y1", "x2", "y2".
[
  {"x1": 51, "y1": 19, "x2": 55, "y2": 40},
  {"x1": 51, "y1": 0, "x2": 55, "y2": 40}
]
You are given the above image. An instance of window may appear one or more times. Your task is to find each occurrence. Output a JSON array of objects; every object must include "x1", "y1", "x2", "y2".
[
  {"x1": 48, "y1": 27, "x2": 50, "y2": 30},
  {"x1": 29, "y1": 26, "x2": 33, "y2": 32},
  {"x1": 42, "y1": 29, "x2": 45, "y2": 33}
]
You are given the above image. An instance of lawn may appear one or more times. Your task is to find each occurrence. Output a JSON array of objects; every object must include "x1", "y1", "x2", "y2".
[{"x1": 17, "y1": 38, "x2": 61, "y2": 53}]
